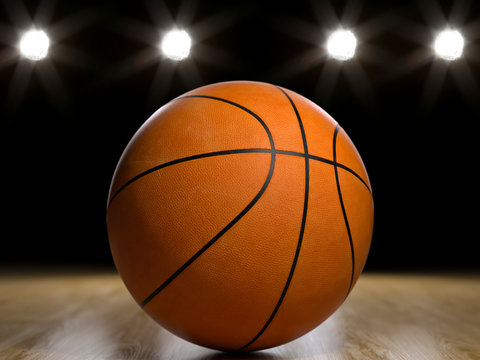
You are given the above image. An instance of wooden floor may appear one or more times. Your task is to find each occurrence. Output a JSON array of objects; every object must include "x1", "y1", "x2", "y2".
[{"x1": 0, "y1": 268, "x2": 479, "y2": 360}]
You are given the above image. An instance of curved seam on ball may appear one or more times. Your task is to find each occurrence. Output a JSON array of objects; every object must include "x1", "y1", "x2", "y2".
[
  {"x1": 333, "y1": 125, "x2": 356, "y2": 297},
  {"x1": 235, "y1": 86, "x2": 310, "y2": 351},
  {"x1": 138, "y1": 95, "x2": 276, "y2": 308},
  {"x1": 108, "y1": 148, "x2": 272, "y2": 206},
  {"x1": 107, "y1": 149, "x2": 370, "y2": 207}
]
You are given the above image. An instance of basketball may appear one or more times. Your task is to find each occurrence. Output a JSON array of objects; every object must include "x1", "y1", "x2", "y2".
[{"x1": 106, "y1": 81, "x2": 374, "y2": 352}]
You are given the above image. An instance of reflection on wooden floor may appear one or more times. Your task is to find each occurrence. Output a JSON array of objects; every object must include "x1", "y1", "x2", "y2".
[{"x1": 0, "y1": 268, "x2": 479, "y2": 359}]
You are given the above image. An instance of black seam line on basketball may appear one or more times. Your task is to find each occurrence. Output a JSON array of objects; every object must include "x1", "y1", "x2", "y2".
[
  {"x1": 140, "y1": 150, "x2": 275, "y2": 308},
  {"x1": 107, "y1": 148, "x2": 272, "y2": 206},
  {"x1": 139, "y1": 95, "x2": 276, "y2": 308},
  {"x1": 109, "y1": 94, "x2": 276, "y2": 207},
  {"x1": 107, "y1": 148, "x2": 370, "y2": 207},
  {"x1": 277, "y1": 150, "x2": 371, "y2": 194},
  {"x1": 176, "y1": 95, "x2": 275, "y2": 151},
  {"x1": 333, "y1": 125, "x2": 355, "y2": 296},
  {"x1": 108, "y1": 148, "x2": 370, "y2": 209},
  {"x1": 235, "y1": 86, "x2": 310, "y2": 352}
]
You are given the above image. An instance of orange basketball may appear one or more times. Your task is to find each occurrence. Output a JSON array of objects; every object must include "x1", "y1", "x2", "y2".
[{"x1": 106, "y1": 81, "x2": 373, "y2": 352}]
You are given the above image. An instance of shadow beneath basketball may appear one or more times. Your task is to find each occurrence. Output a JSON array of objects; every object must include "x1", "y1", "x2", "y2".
[{"x1": 197, "y1": 350, "x2": 282, "y2": 360}]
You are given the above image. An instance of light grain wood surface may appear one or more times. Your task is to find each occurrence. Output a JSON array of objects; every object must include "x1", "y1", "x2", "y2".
[{"x1": 0, "y1": 268, "x2": 479, "y2": 360}]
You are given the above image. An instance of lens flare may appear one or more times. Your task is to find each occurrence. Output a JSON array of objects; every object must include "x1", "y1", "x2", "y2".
[
  {"x1": 19, "y1": 29, "x2": 50, "y2": 61},
  {"x1": 160, "y1": 29, "x2": 191, "y2": 61},
  {"x1": 326, "y1": 29, "x2": 357, "y2": 61},
  {"x1": 434, "y1": 29, "x2": 464, "y2": 61}
]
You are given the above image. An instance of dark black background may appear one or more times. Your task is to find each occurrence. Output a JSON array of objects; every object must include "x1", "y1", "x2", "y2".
[{"x1": 1, "y1": 0, "x2": 479, "y2": 271}]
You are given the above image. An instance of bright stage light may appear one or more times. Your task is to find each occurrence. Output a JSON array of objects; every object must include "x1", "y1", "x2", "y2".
[
  {"x1": 161, "y1": 29, "x2": 191, "y2": 61},
  {"x1": 326, "y1": 29, "x2": 357, "y2": 61},
  {"x1": 19, "y1": 29, "x2": 50, "y2": 61},
  {"x1": 434, "y1": 29, "x2": 464, "y2": 61}
]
